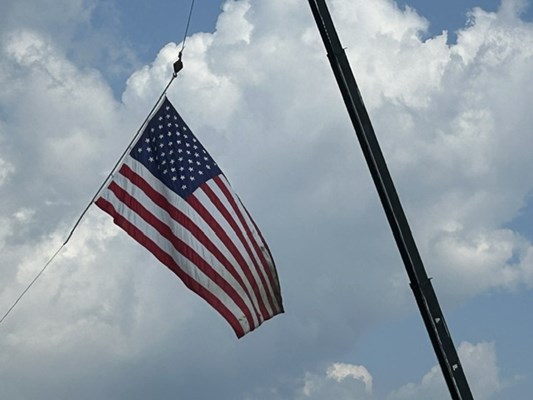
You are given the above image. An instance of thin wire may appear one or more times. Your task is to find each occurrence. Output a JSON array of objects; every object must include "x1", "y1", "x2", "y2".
[
  {"x1": 1, "y1": 0, "x2": 196, "y2": 328},
  {"x1": 0, "y1": 246, "x2": 63, "y2": 325},
  {"x1": 180, "y1": 0, "x2": 196, "y2": 54},
  {"x1": 0, "y1": 75, "x2": 176, "y2": 327}
]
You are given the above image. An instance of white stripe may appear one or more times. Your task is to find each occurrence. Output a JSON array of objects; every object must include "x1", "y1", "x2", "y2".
[
  {"x1": 208, "y1": 178, "x2": 279, "y2": 314},
  {"x1": 199, "y1": 180, "x2": 275, "y2": 317},
  {"x1": 194, "y1": 187, "x2": 272, "y2": 318},
  {"x1": 190, "y1": 194, "x2": 266, "y2": 321},
  {"x1": 110, "y1": 166, "x2": 260, "y2": 328},
  {"x1": 99, "y1": 184, "x2": 252, "y2": 334},
  {"x1": 122, "y1": 157, "x2": 265, "y2": 324},
  {"x1": 217, "y1": 175, "x2": 281, "y2": 313}
]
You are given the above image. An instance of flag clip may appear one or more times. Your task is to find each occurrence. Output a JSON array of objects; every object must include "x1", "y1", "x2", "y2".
[{"x1": 173, "y1": 51, "x2": 183, "y2": 77}]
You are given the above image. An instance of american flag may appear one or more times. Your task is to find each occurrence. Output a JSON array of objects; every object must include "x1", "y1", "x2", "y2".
[{"x1": 95, "y1": 97, "x2": 283, "y2": 337}]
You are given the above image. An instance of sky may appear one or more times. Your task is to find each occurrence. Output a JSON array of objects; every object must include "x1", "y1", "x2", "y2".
[{"x1": 1, "y1": 0, "x2": 533, "y2": 399}]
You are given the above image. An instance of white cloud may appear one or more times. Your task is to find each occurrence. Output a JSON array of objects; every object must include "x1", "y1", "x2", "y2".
[
  {"x1": 275, "y1": 343, "x2": 507, "y2": 400},
  {"x1": 0, "y1": 157, "x2": 14, "y2": 185},
  {"x1": 0, "y1": 0, "x2": 138, "y2": 83},
  {"x1": 327, "y1": 363, "x2": 374, "y2": 394},
  {"x1": 170, "y1": 0, "x2": 533, "y2": 301},
  {"x1": 215, "y1": 0, "x2": 254, "y2": 45},
  {"x1": 302, "y1": 363, "x2": 373, "y2": 399},
  {"x1": 1, "y1": 0, "x2": 533, "y2": 399},
  {"x1": 388, "y1": 341, "x2": 504, "y2": 400}
]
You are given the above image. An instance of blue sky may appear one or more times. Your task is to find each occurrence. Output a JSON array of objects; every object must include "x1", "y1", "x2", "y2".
[{"x1": 1, "y1": 1, "x2": 533, "y2": 399}]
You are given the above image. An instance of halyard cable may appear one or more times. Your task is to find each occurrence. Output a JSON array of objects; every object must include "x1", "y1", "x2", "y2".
[
  {"x1": 0, "y1": 78, "x2": 173, "y2": 327},
  {"x1": 182, "y1": 0, "x2": 196, "y2": 53},
  {"x1": 0, "y1": 0, "x2": 197, "y2": 327},
  {"x1": 173, "y1": 0, "x2": 196, "y2": 76}
]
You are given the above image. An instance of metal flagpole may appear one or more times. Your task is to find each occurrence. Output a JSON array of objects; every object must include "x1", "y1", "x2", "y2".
[{"x1": 307, "y1": 1, "x2": 474, "y2": 399}]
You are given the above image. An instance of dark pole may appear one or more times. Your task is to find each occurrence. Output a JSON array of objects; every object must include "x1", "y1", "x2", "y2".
[{"x1": 307, "y1": 1, "x2": 474, "y2": 399}]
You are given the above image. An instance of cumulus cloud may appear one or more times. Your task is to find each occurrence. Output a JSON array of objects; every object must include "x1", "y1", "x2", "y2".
[
  {"x1": 0, "y1": 157, "x2": 14, "y2": 185},
  {"x1": 266, "y1": 343, "x2": 508, "y2": 400},
  {"x1": 327, "y1": 363, "x2": 374, "y2": 394},
  {"x1": 121, "y1": 0, "x2": 533, "y2": 302},
  {"x1": 299, "y1": 362, "x2": 374, "y2": 400},
  {"x1": 1, "y1": 0, "x2": 533, "y2": 399},
  {"x1": 0, "y1": 0, "x2": 138, "y2": 83},
  {"x1": 388, "y1": 341, "x2": 504, "y2": 400},
  {"x1": 288, "y1": 342, "x2": 512, "y2": 400}
]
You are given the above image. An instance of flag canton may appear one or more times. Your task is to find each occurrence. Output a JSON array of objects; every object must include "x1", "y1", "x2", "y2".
[{"x1": 131, "y1": 98, "x2": 222, "y2": 199}]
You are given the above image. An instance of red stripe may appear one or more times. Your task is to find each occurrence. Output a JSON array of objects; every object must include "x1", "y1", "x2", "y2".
[
  {"x1": 119, "y1": 164, "x2": 263, "y2": 321},
  {"x1": 187, "y1": 193, "x2": 270, "y2": 321},
  {"x1": 106, "y1": 181, "x2": 256, "y2": 330},
  {"x1": 213, "y1": 176, "x2": 282, "y2": 313},
  {"x1": 95, "y1": 197, "x2": 246, "y2": 338},
  {"x1": 241, "y1": 204, "x2": 284, "y2": 312},
  {"x1": 200, "y1": 182, "x2": 277, "y2": 317}
]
